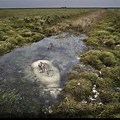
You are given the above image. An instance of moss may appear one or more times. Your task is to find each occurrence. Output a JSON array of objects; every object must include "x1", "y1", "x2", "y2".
[
  {"x1": 54, "y1": 9, "x2": 120, "y2": 118},
  {"x1": 6, "y1": 37, "x2": 19, "y2": 45},
  {"x1": 0, "y1": 9, "x2": 120, "y2": 118},
  {"x1": 0, "y1": 42, "x2": 15, "y2": 55},
  {"x1": 79, "y1": 72, "x2": 99, "y2": 83},
  {"x1": 15, "y1": 35, "x2": 25, "y2": 43},
  {"x1": 104, "y1": 39, "x2": 115, "y2": 48},
  {"x1": 21, "y1": 31, "x2": 33, "y2": 37},
  {"x1": 99, "y1": 103, "x2": 120, "y2": 118},
  {"x1": 43, "y1": 28, "x2": 53, "y2": 37},
  {"x1": 32, "y1": 33, "x2": 44, "y2": 42},
  {"x1": 0, "y1": 9, "x2": 95, "y2": 56},
  {"x1": 100, "y1": 67, "x2": 120, "y2": 85},
  {"x1": 114, "y1": 114, "x2": 120, "y2": 118},
  {"x1": 80, "y1": 50, "x2": 104, "y2": 70},
  {"x1": 0, "y1": 35, "x2": 8, "y2": 41},
  {"x1": 99, "y1": 51, "x2": 117, "y2": 67},
  {"x1": 67, "y1": 71, "x2": 81, "y2": 80},
  {"x1": 7, "y1": 30, "x2": 16, "y2": 36},
  {"x1": 85, "y1": 37, "x2": 99, "y2": 47},
  {"x1": 64, "y1": 78, "x2": 92, "y2": 101},
  {"x1": 105, "y1": 27, "x2": 115, "y2": 32},
  {"x1": 114, "y1": 45, "x2": 120, "y2": 51},
  {"x1": 96, "y1": 77, "x2": 115, "y2": 89},
  {"x1": 81, "y1": 50, "x2": 118, "y2": 69},
  {"x1": 100, "y1": 90, "x2": 120, "y2": 104}
]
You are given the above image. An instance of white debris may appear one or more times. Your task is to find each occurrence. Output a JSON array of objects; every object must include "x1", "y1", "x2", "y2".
[
  {"x1": 48, "y1": 106, "x2": 53, "y2": 113},
  {"x1": 94, "y1": 94, "x2": 98, "y2": 98},
  {"x1": 116, "y1": 87, "x2": 120, "y2": 90},
  {"x1": 116, "y1": 44, "x2": 120, "y2": 46},
  {"x1": 77, "y1": 57, "x2": 80, "y2": 60},
  {"x1": 49, "y1": 89, "x2": 61, "y2": 99},
  {"x1": 93, "y1": 84, "x2": 96, "y2": 88},
  {"x1": 99, "y1": 71, "x2": 102, "y2": 75},
  {"x1": 92, "y1": 89, "x2": 97, "y2": 93},
  {"x1": 96, "y1": 92, "x2": 100, "y2": 95},
  {"x1": 98, "y1": 102, "x2": 103, "y2": 106},
  {"x1": 18, "y1": 70, "x2": 22, "y2": 73},
  {"x1": 89, "y1": 96, "x2": 96, "y2": 101},
  {"x1": 95, "y1": 74, "x2": 99, "y2": 77},
  {"x1": 81, "y1": 100, "x2": 87, "y2": 104},
  {"x1": 89, "y1": 84, "x2": 100, "y2": 101},
  {"x1": 77, "y1": 83, "x2": 80, "y2": 86}
]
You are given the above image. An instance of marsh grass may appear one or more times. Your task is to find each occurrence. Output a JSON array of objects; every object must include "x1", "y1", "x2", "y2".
[
  {"x1": 0, "y1": 8, "x2": 97, "y2": 117},
  {"x1": 0, "y1": 9, "x2": 120, "y2": 118},
  {"x1": 0, "y1": 8, "x2": 94, "y2": 55},
  {"x1": 53, "y1": 9, "x2": 120, "y2": 118}
]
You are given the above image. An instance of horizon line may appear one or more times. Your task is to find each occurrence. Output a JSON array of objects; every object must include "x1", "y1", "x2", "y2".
[{"x1": 0, "y1": 6, "x2": 120, "y2": 9}]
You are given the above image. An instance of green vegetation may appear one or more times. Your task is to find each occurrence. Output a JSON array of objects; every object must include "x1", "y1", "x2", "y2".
[
  {"x1": 0, "y1": 78, "x2": 46, "y2": 118},
  {"x1": 0, "y1": 8, "x2": 94, "y2": 56},
  {"x1": 0, "y1": 8, "x2": 120, "y2": 118},
  {"x1": 52, "y1": 9, "x2": 120, "y2": 118}
]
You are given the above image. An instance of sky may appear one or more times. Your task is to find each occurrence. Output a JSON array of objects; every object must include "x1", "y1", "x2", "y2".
[{"x1": 0, "y1": 0, "x2": 120, "y2": 8}]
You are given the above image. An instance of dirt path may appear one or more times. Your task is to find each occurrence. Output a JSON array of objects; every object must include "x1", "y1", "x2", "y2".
[
  {"x1": 72, "y1": 10, "x2": 106, "y2": 26},
  {"x1": 51, "y1": 9, "x2": 106, "y2": 34}
]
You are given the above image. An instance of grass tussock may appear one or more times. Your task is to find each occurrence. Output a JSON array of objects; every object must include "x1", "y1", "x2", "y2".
[
  {"x1": 0, "y1": 8, "x2": 94, "y2": 56},
  {"x1": 52, "y1": 9, "x2": 120, "y2": 118},
  {"x1": 0, "y1": 9, "x2": 120, "y2": 118}
]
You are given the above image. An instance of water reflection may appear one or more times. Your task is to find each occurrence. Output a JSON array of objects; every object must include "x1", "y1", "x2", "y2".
[{"x1": 0, "y1": 33, "x2": 87, "y2": 111}]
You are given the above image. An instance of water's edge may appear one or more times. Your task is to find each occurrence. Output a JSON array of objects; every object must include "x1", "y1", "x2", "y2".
[{"x1": 0, "y1": 33, "x2": 87, "y2": 113}]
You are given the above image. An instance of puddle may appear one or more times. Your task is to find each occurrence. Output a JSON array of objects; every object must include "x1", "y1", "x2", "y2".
[{"x1": 0, "y1": 33, "x2": 87, "y2": 111}]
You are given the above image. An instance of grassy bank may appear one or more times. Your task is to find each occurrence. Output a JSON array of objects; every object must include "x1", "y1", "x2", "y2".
[
  {"x1": 0, "y1": 8, "x2": 95, "y2": 56},
  {"x1": 0, "y1": 8, "x2": 120, "y2": 118},
  {"x1": 51, "y1": 9, "x2": 120, "y2": 118},
  {"x1": 0, "y1": 8, "x2": 97, "y2": 118}
]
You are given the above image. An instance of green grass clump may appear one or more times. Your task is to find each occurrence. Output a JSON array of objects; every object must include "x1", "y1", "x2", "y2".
[
  {"x1": 31, "y1": 33, "x2": 45, "y2": 42},
  {"x1": 80, "y1": 50, "x2": 104, "y2": 70},
  {"x1": 65, "y1": 79, "x2": 92, "y2": 100},
  {"x1": 0, "y1": 8, "x2": 94, "y2": 56},
  {"x1": 54, "y1": 9, "x2": 120, "y2": 118},
  {"x1": 0, "y1": 9, "x2": 120, "y2": 118},
  {"x1": 81, "y1": 50, "x2": 117, "y2": 69}
]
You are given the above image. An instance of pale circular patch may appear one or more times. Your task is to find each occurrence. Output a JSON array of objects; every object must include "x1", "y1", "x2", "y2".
[{"x1": 31, "y1": 60, "x2": 60, "y2": 88}]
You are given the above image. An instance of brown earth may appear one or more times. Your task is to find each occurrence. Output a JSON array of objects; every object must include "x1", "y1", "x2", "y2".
[{"x1": 51, "y1": 9, "x2": 106, "y2": 34}]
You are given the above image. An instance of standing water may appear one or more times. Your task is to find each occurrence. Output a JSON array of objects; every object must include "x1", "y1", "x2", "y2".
[{"x1": 0, "y1": 33, "x2": 87, "y2": 115}]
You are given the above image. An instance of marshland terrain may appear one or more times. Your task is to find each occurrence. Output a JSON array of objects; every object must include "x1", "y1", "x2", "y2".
[{"x1": 0, "y1": 8, "x2": 120, "y2": 118}]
